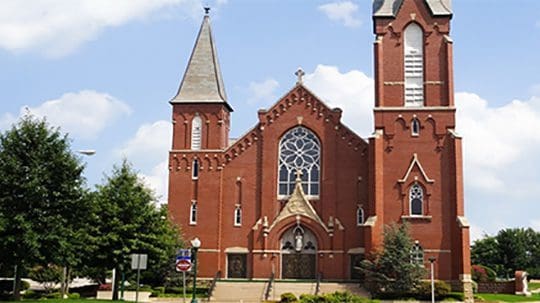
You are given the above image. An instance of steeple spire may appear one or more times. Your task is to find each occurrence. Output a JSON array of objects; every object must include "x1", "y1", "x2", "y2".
[{"x1": 171, "y1": 11, "x2": 232, "y2": 111}]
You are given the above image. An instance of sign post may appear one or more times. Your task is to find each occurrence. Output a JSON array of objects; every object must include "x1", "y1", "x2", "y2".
[
  {"x1": 131, "y1": 254, "x2": 148, "y2": 303},
  {"x1": 176, "y1": 249, "x2": 192, "y2": 303}
]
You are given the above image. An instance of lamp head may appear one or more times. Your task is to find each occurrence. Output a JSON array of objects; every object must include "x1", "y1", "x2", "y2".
[
  {"x1": 428, "y1": 256, "x2": 436, "y2": 263},
  {"x1": 191, "y1": 237, "x2": 201, "y2": 248}
]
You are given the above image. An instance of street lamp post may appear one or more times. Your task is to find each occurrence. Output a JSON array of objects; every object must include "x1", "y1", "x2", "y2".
[
  {"x1": 190, "y1": 237, "x2": 201, "y2": 303},
  {"x1": 428, "y1": 256, "x2": 436, "y2": 303}
]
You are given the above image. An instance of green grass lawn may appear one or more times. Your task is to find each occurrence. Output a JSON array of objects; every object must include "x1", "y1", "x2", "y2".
[
  {"x1": 528, "y1": 282, "x2": 540, "y2": 291},
  {"x1": 476, "y1": 293, "x2": 540, "y2": 302}
]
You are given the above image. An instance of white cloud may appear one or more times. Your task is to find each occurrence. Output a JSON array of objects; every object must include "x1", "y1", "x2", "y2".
[
  {"x1": 456, "y1": 93, "x2": 540, "y2": 191},
  {"x1": 0, "y1": 112, "x2": 17, "y2": 130},
  {"x1": 24, "y1": 90, "x2": 132, "y2": 139},
  {"x1": 531, "y1": 220, "x2": 540, "y2": 232},
  {"x1": 247, "y1": 78, "x2": 280, "y2": 106},
  {"x1": 0, "y1": 0, "x2": 216, "y2": 57},
  {"x1": 139, "y1": 160, "x2": 169, "y2": 204},
  {"x1": 118, "y1": 120, "x2": 172, "y2": 203},
  {"x1": 304, "y1": 64, "x2": 374, "y2": 137},
  {"x1": 470, "y1": 224, "x2": 488, "y2": 243},
  {"x1": 318, "y1": 1, "x2": 362, "y2": 28}
]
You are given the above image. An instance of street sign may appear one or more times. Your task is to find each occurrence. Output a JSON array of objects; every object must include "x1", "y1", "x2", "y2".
[
  {"x1": 176, "y1": 249, "x2": 192, "y2": 272},
  {"x1": 176, "y1": 259, "x2": 192, "y2": 272},
  {"x1": 131, "y1": 254, "x2": 148, "y2": 270}
]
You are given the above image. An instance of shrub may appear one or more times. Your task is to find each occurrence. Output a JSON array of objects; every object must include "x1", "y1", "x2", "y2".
[
  {"x1": 43, "y1": 292, "x2": 62, "y2": 299},
  {"x1": 299, "y1": 293, "x2": 318, "y2": 303},
  {"x1": 151, "y1": 286, "x2": 165, "y2": 297},
  {"x1": 472, "y1": 265, "x2": 496, "y2": 282},
  {"x1": 28, "y1": 264, "x2": 63, "y2": 292},
  {"x1": 280, "y1": 292, "x2": 298, "y2": 302},
  {"x1": 415, "y1": 280, "x2": 451, "y2": 300},
  {"x1": 68, "y1": 292, "x2": 80, "y2": 299},
  {"x1": 22, "y1": 289, "x2": 41, "y2": 299}
]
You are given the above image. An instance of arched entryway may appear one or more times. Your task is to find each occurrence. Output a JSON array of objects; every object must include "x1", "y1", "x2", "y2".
[{"x1": 280, "y1": 224, "x2": 317, "y2": 279}]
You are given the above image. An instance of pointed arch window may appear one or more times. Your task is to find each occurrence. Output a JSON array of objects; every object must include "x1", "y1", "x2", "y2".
[
  {"x1": 411, "y1": 118, "x2": 420, "y2": 136},
  {"x1": 404, "y1": 23, "x2": 424, "y2": 107},
  {"x1": 411, "y1": 241, "x2": 424, "y2": 266},
  {"x1": 278, "y1": 126, "x2": 321, "y2": 197},
  {"x1": 409, "y1": 183, "x2": 424, "y2": 216},
  {"x1": 356, "y1": 206, "x2": 365, "y2": 226},
  {"x1": 234, "y1": 205, "x2": 242, "y2": 226},
  {"x1": 191, "y1": 115, "x2": 202, "y2": 150},
  {"x1": 189, "y1": 201, "x2": 197, "y2": 225}
]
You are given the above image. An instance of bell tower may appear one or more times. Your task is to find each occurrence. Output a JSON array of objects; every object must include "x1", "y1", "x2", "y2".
[
  {"x1": 367, "y1": 0, "x2": 472, "y2": 299},
  {"x1": 170, "y1": 10, "x2": 233, "y2": 151}
]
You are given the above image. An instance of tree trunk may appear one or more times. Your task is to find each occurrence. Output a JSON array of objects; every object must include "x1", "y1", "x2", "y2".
[
  {"x1": 112, "y1": 266, "x2": 121, "y2": 301},
  {"x1": 13, "y1": 264, "x2": 21, "y2": 301}
]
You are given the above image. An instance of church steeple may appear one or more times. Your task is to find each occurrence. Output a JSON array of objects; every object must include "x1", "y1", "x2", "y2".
[
  {"x1": 171, "y1": 11, "x2": 233, "y2": 112},
  {"x1": 170, "y1": 10, "x2": 232, "y2": 151}
]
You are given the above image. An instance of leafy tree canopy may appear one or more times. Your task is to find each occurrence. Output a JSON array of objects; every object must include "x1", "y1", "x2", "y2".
[
  {"x1": 471, "y1": 227, "x2": 540, "y2": 279},
  {"x1": 0, "y1": 115, "x2": 87, "y2": 299},
  {"x1": 82, "y1": 160, "x2": 181, "y2": 299}
]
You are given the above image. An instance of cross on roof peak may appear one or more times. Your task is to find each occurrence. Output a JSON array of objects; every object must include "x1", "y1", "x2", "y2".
[
  {"x1": 295, "y1": 170, "x2": 303, "y2": 182},
  {"x1": 295, "y1": 67, "x2": 305, "y2": 84}
]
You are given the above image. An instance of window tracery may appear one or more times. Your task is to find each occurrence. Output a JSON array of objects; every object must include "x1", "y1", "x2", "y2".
[
  {"x1": 278, "y1": 126, "x2": 320, "y2": 197},
  {"x1": 410, "y1": 183, "x2": 424, "y2": 216}
]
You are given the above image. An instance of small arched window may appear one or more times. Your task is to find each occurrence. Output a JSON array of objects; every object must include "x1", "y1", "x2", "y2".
[
  {"x1": 192, "y1": 159, "x2": 199, "y2": 180},
  {"x1": 409, "y1": 183, "x2": 424, "y2": 216},
  {"x1": 191, "y1": 115, "x2": 202, "y2": 150},
  {"x1": 189, "y1": 201, "x2": 197, "y2": 225},
  {"x1": 356, "y1": 206, "x2": 365, "y2": 226},
  {"x1": 278, "y1": 126, "x2": 321, "y2": 197},
  {"x1": 404, "y1": 23, "x2": 424, "y2": 107},
  {"x1": 234, "y1": 206, "x2": 242, "y2": 226},
  {"x1": 411, "y1": 118, "x2": 420, "y2": 136},
  {"x1": 410, "y1": 241, "x2": 424, "y2": 266}
]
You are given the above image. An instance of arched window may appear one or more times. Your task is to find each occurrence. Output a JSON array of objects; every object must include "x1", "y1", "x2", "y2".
[
  {"x1": 410, "y1": 241, "x2": 424, "y2": 266},
  {"x1": 411, "y1": 118, "x2": 420, "y2": 136},
  {"x1": 192, "y1": 159, "x2": 199, "y2": 180},
  {"x1": 191, "y1": 115, "x2": 202, "y2": 150},
  {"x1": 278, "y1": 126, "x2": 321, "y2": 197},
  {"x1": 234, "y1": 206, "x2": 242, "y2": 226},
  {"x1": 357, "y1": 206, "x2": 365, "y2": 226},
  {"x1": 404, "y1": 23, "x2": 424, "y2": 107},
  {"x1": 189, "y1": 201, "x2": 197, "y2": 225},
  {"x1": 409, "y1": 183, "x2": 424, "y2": 216}
]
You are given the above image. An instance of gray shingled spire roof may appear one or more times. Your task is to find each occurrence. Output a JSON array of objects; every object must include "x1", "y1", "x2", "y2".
[
  {"x1": 373, "y1": 0, "x2": 452, "y2": 17},
  {"x1": 171, "y1": 14, "x2": 232, "y2": 111}
]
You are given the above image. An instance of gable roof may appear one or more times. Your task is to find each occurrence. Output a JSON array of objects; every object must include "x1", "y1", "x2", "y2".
[
  {"x1": 171, "y1": 14, "x2": 233, "y2": 111},
  {"x1": 373, "y1": 0, "x2": 452, "y2": 17},
  {"x1": 268, "y1": 176, "x2": 329, "y2": 233}
]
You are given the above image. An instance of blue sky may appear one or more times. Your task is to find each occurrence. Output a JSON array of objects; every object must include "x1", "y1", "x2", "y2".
[{"x1": 1, "y1": 0, "x2": 539, "y2": 242}]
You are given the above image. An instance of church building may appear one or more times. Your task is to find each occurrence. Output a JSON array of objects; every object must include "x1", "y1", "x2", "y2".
[{"x1": 168, "y1": 0, "x2": 471, "y2": 291}]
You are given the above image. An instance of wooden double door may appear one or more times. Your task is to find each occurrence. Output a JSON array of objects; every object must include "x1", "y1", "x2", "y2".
[{"x1": 282, "y1": 253, "x2": 316, "y2": 279}]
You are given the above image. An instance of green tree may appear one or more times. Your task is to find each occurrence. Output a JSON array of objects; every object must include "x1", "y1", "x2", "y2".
[
  {"x1": 472, "y1": 228, "x2": 540, "y2": 279},
  {"x1": 360, "y1": 223, "x2": 426, "y2": 297},
  {"x1": 84, "y1": 160, "x2": 180, "y2": 300},
  {"x1": 0, "y1": 115, "x2": 87, "y2": 300}
]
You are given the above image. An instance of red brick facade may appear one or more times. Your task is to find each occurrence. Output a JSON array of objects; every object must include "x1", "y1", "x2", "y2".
[{"x1": 168, "y1": 0, "x2": 471, "y2": 286}]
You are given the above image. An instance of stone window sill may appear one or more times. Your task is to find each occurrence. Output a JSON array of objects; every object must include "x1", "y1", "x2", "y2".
[{"x1": 401, "y1": 215, "x2": 432, "y2": 221}]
